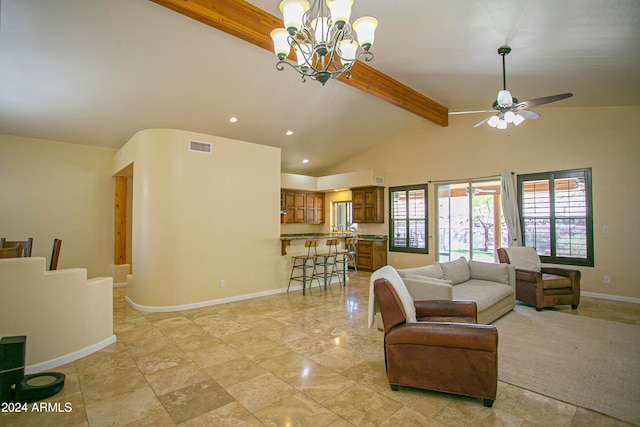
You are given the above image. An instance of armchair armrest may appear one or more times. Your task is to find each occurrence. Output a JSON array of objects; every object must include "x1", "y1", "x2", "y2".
[
  {"x1": 414, "y1": 300, "x2": 477, "y2": 322},
  {"x1": 541, "y1": 267, "x2": 581, "y2": 283},
  {"x1": 386, "y1": 322, "x2": 497, "y2": 352},
  {"x1": 515, "y1": 269, "x2": 540, "y2": 283}
]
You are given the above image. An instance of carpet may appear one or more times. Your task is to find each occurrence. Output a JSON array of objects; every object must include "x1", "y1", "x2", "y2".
[{"x1": 493, "y1": 306, "x2": 640, "y2": 425}]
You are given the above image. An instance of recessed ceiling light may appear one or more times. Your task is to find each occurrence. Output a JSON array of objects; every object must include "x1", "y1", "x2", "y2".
[
  {"x1": 229, "y1": 117, "x2": 238, "y2": 123},
  {"x1": 285, "y1": 130, "x2": 293, "y2": 136},
  {"x1": 302, "y1": 159, "x2": 309, "y2": 164}
]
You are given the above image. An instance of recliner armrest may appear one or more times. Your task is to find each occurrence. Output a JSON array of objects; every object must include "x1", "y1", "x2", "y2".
[
  {"x1": 386, "y1": 322, "x2": 497, "y2": 352},
  {"x1": 414, "y1": 300, "x2": 477, "y2": 321}
]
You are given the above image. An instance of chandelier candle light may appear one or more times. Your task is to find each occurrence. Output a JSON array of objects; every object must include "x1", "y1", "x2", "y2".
[{"x1": 270, "y1": 0, "x2": 378, "y2": 85}]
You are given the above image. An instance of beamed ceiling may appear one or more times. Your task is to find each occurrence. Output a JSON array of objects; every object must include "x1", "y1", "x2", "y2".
[{"x1": 1, "y1": 0, "x2": 638, "y2": 174}]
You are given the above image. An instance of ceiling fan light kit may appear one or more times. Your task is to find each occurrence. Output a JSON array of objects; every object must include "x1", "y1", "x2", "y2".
[
  {"x1": 270, "y1": 0, "x2": 377, "y2": 85},
  {"x1": 450, "y1": 45, "x2": 573, "y2": 130}
]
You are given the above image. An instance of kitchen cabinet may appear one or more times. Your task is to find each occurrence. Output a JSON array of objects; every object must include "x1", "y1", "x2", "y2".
[
  {"x1": 352, "y1": 186, "x2": 384, "y2": 223},
  {"x1": 356, "y1": 240, "x2": 387, "y2": 271},
  {"x1": 281, "y1": 190, "x2": 324, "y2": 224}
]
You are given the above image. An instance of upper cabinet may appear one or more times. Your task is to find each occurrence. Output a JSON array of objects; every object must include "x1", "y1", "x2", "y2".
[
  {"x1": 352, "y1": 186, "x2": 384, "y2": 223},
  {"x1": 281, "y1": 190, "x2": 324, "y2": 224}
]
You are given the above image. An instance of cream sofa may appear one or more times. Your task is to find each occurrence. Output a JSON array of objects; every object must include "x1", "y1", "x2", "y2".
[{"x1": 391, "y1": 257, "x2": 516, "y2": 324}]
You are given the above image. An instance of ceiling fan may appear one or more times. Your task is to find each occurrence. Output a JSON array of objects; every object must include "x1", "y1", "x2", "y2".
[{"x1": 450, "y1": 46, "x2": 572, "y2": 129}]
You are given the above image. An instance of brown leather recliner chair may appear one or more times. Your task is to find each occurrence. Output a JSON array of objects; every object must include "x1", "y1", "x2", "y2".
[
  {"x1": 373, "y1": 278, "x2": 498, "y2": 407},
  {"x1": 497, "y1": 247, "x2": 580, "y2": 311}
]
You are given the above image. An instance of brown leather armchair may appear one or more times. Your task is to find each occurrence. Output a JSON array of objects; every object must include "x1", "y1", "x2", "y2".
[
  {"x1": 497, "y1": 247, "x2": 580, "y2": 311},
  {"x1": 374, "y1": 278, "x2": 498, "y2": 407}
]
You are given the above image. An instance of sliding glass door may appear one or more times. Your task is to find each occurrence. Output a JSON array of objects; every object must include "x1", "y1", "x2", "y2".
[{"x1": 437, "y1": 179, "x2": 507, "y2": 263}]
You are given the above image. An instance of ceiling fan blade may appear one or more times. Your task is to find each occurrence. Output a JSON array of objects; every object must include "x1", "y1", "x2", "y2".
[
  {"x1": 517, "y1": 110, "x2": 540, "y2": 119},
  {"x1": 473, "y1": 114, "x2": 496, "y2": 128},
  {"x1": 518, "y1": 93, "x2": 573, "y2": 109},
  {"x1": 449, "y1": 109, "x2": 496, "y2": 115}
]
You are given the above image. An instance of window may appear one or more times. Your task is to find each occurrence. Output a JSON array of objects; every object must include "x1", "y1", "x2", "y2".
[
  {"x1": 389, "y1": 185, "x2": 428, "y2": 253},
  {"x1": 331, "y1": 201, "x2": 352, "y2": 232},
  {"x1": 518, "y1": 168, "x2": 593, "y2": 266},
  {"x1": 436, "y1": 179, "x2": 507, "y2": 263}
]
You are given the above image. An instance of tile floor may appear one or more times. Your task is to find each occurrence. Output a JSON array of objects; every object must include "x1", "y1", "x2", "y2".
[{"x1": 2, "y1": 272, "x2": 639, "y2": 426}]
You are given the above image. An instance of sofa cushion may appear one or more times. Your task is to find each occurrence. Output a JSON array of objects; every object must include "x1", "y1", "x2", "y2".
[
  {"x1": 403, "y1": 274, "x2": 451, "y2": 285},
  {"x1": 440, "y1": 257, "x2": 470, "y2": 285},
  {"x1": 398, "y1": 263, "x2": 444, "y2": 280},
  {"x1": 402, "y1": 275, "x2": 453, "y2": 300},
  {"x1": 452, "y1": 279, "x2": 515, "y2": 313},
  {"x1": 468, "y1": 260, "x2": 509, "y2": 284}
]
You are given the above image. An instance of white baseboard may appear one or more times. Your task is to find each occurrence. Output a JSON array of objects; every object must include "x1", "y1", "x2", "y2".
[
  {"x1": 113, "y1": 282, "x2": 127, "y2": 288},
  {"x1": 25, "y1": 335, "x2": 117, "y2": 374},
  {"x1": 126, "y1": 277, "x2": 346, "y2": 313},
  {"x1": 582, "y1": 291, "x2": 640, "y2": 304}
]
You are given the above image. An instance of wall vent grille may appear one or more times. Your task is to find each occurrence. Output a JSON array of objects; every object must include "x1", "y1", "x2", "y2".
[
  {"x1": 375, "y1": 176, "x2": 385, "y2": 185},
  {"x1": 189, "y1": 140, "x2": 212, "y2": 154}
]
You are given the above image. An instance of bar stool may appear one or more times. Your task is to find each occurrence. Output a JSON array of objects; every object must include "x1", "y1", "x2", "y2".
[
  {"x1": 318, "y1": 239, "x2": 342, "y2": 289},
  {"x1": 287, "y1": 240, "x2": 321, "y2": 295},
  {"x1": 338, "y1": 238, "x2": 360, "y2": 284}
]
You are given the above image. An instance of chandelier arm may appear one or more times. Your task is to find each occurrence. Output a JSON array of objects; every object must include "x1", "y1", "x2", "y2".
[
  {"x1": 273, "y1": 0, "x2": 377, "y2": 84},
  {"x1": 275, "y1": 58, "x2": 315, "y2": 78}
]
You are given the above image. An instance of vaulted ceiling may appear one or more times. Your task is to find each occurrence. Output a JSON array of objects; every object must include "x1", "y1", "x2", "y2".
[{"x1": 1, "y1": 0, "x2": 639, "y2": 174}]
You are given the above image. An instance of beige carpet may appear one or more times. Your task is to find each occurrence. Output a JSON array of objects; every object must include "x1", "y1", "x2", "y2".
[{"x1": 493, "y1": 305, "x2": 640, "y2": 425}]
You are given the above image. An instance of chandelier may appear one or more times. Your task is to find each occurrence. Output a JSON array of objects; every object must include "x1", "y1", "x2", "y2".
[{"x1": 270, "y1": 0, "x2": 378, "y2": 85}]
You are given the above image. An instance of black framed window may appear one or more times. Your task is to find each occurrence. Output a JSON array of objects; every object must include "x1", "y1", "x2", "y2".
[
  {"x1": 518, "y1": 168, "x2": 593, "y2": 266},
  {"x1": 389, "y1": 184, "x2": 428, "y2": 253}
]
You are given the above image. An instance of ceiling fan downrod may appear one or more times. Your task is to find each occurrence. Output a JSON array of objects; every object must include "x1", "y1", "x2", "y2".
[{"x1": 498, "y1": 45, "x2": 511, "y2": 91}]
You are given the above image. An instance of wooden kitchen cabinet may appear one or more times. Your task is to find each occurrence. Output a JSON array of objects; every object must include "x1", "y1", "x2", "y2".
[
  {"x1": 281, "y1": 190, "x2": 324, "y2": 224},
  {"x1": 315, "y1": 194, "x2": 324, "y2": 223},
  {"x1": 356, "y1": 240, "x2": 387, "y2": 271},
  {"x1": 352, "y1": 186, "x2": 384, "y2": 223}
]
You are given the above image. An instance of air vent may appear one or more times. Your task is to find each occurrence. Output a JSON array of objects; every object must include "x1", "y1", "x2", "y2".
[
  {"x1": 189, "y1": 140, "x2": 212, "y2": 154},
  {"x1": 374, "y1": 176, "x2": 384, "y2": 185}
]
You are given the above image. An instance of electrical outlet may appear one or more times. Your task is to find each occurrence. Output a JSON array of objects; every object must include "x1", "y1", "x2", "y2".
[
  {"x1": 603, "y1": 276, "x2": 610, "y2": 284},
  {"x1": 220, "y1": 280, "x2": 226, "y2": 288}
]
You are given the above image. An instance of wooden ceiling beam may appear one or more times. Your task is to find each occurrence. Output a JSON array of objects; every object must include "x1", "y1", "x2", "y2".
[{"x1": 149, "y1": 0, "x2": 448, "y2": 127}]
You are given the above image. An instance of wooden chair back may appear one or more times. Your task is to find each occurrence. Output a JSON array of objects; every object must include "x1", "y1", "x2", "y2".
[
  {"x1": 50, "y1": 239, "x2": 62, "y2": 270},
  {"x1": 0, "y1": 244, "x2": 24, "y2": 259},
  {"x1": 1, "y1": 237, "x2": 33, "y2": 257}
]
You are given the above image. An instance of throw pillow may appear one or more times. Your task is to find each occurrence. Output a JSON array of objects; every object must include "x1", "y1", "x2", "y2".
[
  {"x1": 504, "y1": 247, "x2": 541, "y2": 272},
  {"x1": 468, "y1": 260, "x2": 509, "y2": 284},
  {"x1": 440, "y1": 257, "x2": 471, "y2": 285},
  {"x1": 397, "y1": 263, "x2": 444, "y2": 279}
]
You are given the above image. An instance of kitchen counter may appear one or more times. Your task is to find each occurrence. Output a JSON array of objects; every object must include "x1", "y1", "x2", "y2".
[{"x1": 280, "y1": 233, "x2": 387, "y2": 255}]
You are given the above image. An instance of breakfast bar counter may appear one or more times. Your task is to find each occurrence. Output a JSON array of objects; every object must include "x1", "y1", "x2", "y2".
[{"x1": 280, "y1": 233, "x2": 387, "y2": 256}]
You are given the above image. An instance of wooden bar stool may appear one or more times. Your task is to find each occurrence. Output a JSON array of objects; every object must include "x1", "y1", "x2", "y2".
[
  {"x1": 318, "y1": 239, "x2": 342, "y2": 289},
  {"x1": 287, "y1": 240, "x2": 321, "y2": 295},
  {"x1": 338, "y1": 238, "x2": 360, "y2": 284}
]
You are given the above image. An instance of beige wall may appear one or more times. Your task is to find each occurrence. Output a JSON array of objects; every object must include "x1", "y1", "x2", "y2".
[
  {"x1": 0, "y1": 257, "x2": 113, "y2": 369},
  {"x1": 326, "y1": 106, "x2": 640, "y2": 300},
  {"x1": 113, "y1": 129, "x2": 282, "y2": 308},
  {"x1": 0, "y1": 134, "x2": 115, "y2": 278}
]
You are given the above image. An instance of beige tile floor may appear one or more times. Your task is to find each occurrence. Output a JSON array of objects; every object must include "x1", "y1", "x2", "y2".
[{"x1": 2, "y1": 272, "x2": 639, "y2": 426}]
